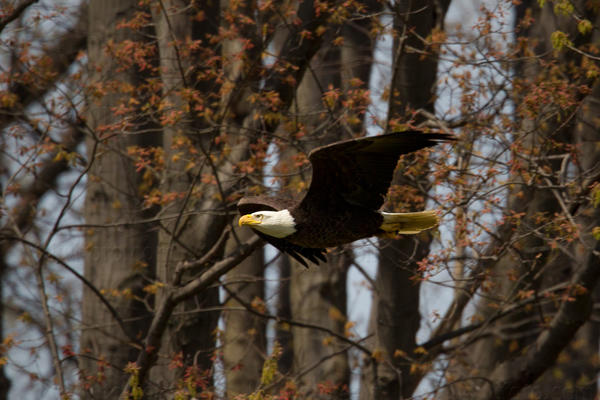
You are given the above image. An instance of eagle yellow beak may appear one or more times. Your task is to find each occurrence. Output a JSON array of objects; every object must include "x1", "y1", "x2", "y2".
[{"x1": 238, "y1": 214, "x2": 261, "y2": 227}]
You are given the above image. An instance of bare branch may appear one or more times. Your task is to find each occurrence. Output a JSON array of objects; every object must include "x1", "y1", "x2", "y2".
[
  {"x1": 34, "y1": 262, "x2": 67, "y2": 397},
  {"x1": 173, "y1": 225, "x2": 232, "y2": 285},
  {"x1": 0, "y1": 2, "x2": 87, "y2": 130},
  {"x1": 1, "y1": 125, "x2": 84, "y2": 248},
  {"x1": 222, "y1": 283, "x2": 372, "y2": 356},
  {"x1": 476, "y1": 242, "x2": 600, "y2": 400},
  {"x1": 1, "y1": 234, "x2": 140, "y2": 346},
  {"x1": 120, "y1": 235, "x2": 263, "y2": 396},
  {"x1": 173, "y1": 235, "x2": 263, "y2": 303},
  {"x1": 0, "y1": 0, "x2": 38, "y2": 33}
]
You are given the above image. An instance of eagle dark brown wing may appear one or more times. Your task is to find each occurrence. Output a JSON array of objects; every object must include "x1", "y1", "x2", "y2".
[
  {"x1": 297, "y1": 131, "x2": 455, "y2": 213},
  {"x1": 237, "y1": 196, "x2": 327, "y2": 267}
]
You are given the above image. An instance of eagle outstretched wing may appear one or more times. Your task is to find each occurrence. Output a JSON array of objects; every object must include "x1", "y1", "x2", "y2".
[{"x1": 298, "y1": 131, "x2": 455, "y2": 213}]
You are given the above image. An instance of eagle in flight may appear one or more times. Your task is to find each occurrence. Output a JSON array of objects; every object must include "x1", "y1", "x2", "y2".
[{"x1": 238, "y1": 131, "x2": 454, "y2": 267}]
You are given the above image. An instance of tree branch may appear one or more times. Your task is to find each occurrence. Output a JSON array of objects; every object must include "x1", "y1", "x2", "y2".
[
  {"x1": 262, "y1": 0, "x2": 329, "y2": 109},
  {"x1": 34, "y1": 261, "x2": 67, "y2": 397},
  {"x1": 1, "y1": 2, "x2": 87, "y2": 130},
  {"x1": 0, "y1": 0, "x2": 39, "y2": 33},
  {"x1": 120, "y1": 235, "x2": 263, "y2": 396},
  {"x1": 222, "y1": 283, "x2": 372, "y2": 356},
  {"x1": 173, "y1": 225, "x2": 232, "y2": 285},
  {"x1": 0, "y1": 234, "x2": 140, "y2": 346},
  {"x1": 476, "y1": 241, "x2": 600, "y2": 400},
  {"x1": 1, "y1": 126, "x2": 84, "y2": 245},
  {"x1": 173, "y1": 235, "x2": 263, "y2": 303}
]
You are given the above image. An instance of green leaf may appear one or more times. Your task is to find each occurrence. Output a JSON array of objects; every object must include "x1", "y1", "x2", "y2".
[
  {"x1": 593, "y1": 227, "x2": 600, "y2": 241},
  {"x1": 592, "y1": 185, "x2": 600, "y2": 208},
  {"x1": 260, "y1": 357, "x2": 277, "y2": 386},
  {"x1": 554, "y1": 0, "x2": 574, "y2": 16},
  {"x1": 578, "y1": 19, "x2": 593, "y2": 35},
  {"x1": 550, "y1": 30, "x2": 572, "y2": 51}
]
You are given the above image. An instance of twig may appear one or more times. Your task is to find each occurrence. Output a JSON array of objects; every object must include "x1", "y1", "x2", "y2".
[
  {"x1": 2, "y1": 234, "x2": 139, "y2": 345},
  {"x1": 351, "y1": 259, "x2": 376, "y2": 290},
  {"x1": 173, "y1": 235, "x2": 263, "y2": 303},
  {"x1": 0, "y1": 0, "x2": 39, "y2": 33},
  {"x1": 566, "y1": 43, "x2": 600, "y2": 61},
  {"x1": 476, "y1": 241, "x2": 600, "y2": 400},
  {"x1": 222, "y1": 284, "x2": 372, "y2": 356},
  {"x1": 1, "y1": 126, "x2": 84, "y2": 246},
  {"x1": 173, "y1": 225, "x2": 232, "y2": 285},
  {"x1": 417, "y1": 281, "x2": 572, "y2": 352},
  {"x1": 34, "y1": 262, "x2": 67, "y2": 397}
]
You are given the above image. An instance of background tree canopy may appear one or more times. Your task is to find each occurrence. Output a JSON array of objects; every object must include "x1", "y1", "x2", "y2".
[{"x1": 1, "y1": 0, "x2": 600, "y2": 399}]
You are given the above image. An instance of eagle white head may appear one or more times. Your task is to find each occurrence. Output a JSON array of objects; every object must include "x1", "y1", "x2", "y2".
[{"x1": 238, "y1": 210, "x2": 297, "y2": 238}]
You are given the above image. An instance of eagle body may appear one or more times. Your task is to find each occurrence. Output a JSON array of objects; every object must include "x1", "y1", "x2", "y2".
[
  {"x1": 238, "y1": 131, "x2": 455, "y2": 267},
  {"x1": 285, "y1": 204, "x2": 383, "y2": 248}
]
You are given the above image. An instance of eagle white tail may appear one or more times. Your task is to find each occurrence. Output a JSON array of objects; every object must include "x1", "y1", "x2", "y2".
[{"x1": 379, "y1": 211, "x2": 439, "y2": 234}]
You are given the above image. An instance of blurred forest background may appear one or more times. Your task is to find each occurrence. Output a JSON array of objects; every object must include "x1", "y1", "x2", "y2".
[{"x1": 1, "y1": 0, "x2": 600, "y2": 399}]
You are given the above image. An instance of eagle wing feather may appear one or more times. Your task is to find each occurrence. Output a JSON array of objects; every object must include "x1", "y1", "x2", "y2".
[{"x1": 299, "y1": 131, "x2": 454, "y2": 212}]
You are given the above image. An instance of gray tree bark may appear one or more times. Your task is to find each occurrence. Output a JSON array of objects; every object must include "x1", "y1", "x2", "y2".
[
  {"x1": 81, "y1": 1, "x2": 157, "y2": 397},
  {"x1": 276, "y1": 255, "x2": 294, "y2": 375},
  {"x1": 223, "y1": 227, "x2": 266, "y2": 396},
  {"x1": 220, "y1": 0, "x2": 268, "y2": 393},
  {"x1": 147, "y1": 0, "x2": 222, "y2": 392},
  {"x1": 0, "y1": 258, "x2": 9, "y2": 399},
  {"x1": 287, "y1": 41, "x2": 350, "y2": 398},
  {"x1": 360, "y1": 1, "x2": 450, "y2": 398},
  {"x1": 287, "y1": 3, "x2": 381, "y2": 396}
]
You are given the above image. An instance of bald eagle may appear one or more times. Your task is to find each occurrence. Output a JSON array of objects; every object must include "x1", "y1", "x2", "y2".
[{"x1": 238, "y1": 131, "x2": 454, "y2": 267}]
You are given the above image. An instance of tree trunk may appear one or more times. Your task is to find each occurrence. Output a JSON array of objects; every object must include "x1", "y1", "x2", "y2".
[
  {"x1": 219, "y1": 0, "x2": 269, "y2": 392},
  {"x1": 0, "y1": 259, "x2": 9, "y2": 399},
  {"x1": 512, "y1": 11, "x2": 600, "y2": 397},
  {"x1": 360, "y1": 1, "x2": 449, "y2": 398},
  {"x1": 276, "y1": 255, "x2": 294, "y2": 375},
  {"x1": 286, "y1": 40, "x2": 350, "y2": 398},
  {"x1": 137, "y1": 0, "x2": 330, "y2": 393},
  {"x1": 80, "y1": 1, "x2": 157, "y2": 397},
  {"x1": 287, "y1": 3, "x2": 381, "y2": 396},
  {"x1": 223, "y1": 228, "x2": 266, "y2": 396},
  {"x1": 290, "y1": 252, "x2": 351, "y2": 398},
  {"x1": 147, "y1": 0, "x2": 221, "y2": 392}
]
